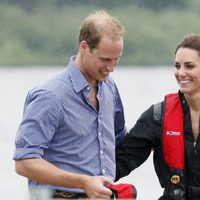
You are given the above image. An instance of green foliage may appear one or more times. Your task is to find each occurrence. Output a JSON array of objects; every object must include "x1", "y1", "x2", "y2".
[
  {"x1": 118, "y1": 5, "x2": 200, "y2": 65},
  {"x1": 134, "y1": 0, "x2": 186, "y2": 10},
  {"x1": 1, "y1": 1, "x2": 200, "y2": 66}
]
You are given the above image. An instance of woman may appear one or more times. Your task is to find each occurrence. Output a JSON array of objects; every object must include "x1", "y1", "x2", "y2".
[{"x1": 116, "y1": 34, "x2": 200, "y2": 200}]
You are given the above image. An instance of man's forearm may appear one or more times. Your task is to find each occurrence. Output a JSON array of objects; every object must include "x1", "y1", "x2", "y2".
[
  {"x1": 15, "y1": 158, "x2": 113, "y2": 198},
  {"x1": 15, "y1": 158, "x2": 89, "y2": 188}
]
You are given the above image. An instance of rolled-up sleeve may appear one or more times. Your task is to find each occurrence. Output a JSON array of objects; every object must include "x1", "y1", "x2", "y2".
[{"x1": 13, "y1": 90, "x2": 62, "y2": 160}]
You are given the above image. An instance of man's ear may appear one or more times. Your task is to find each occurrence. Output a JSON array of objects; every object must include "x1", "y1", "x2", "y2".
[{"x1": 80, "y1": 40, "x2": 88, "y2": 53}]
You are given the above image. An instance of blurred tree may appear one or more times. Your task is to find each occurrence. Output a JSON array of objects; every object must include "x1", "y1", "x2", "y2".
[
  {"x1": 134, "y1": 0, "x2": 186, "y2": 10},
  {"x1": 0, "y1": 0, "x2": 40, "y2": 10},
  {"x1": 0, "y1": 0, "x2": 187, "y2": 10}
]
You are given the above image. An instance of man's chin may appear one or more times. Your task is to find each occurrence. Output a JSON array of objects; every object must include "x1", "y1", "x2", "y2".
[{"x1": 100, "y1": 74, "x2": 109, "y2": 81}]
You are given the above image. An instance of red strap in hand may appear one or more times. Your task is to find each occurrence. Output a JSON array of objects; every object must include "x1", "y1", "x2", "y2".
[{"x1": 107, "y1": 183, "x2": 137, "y2": 199}]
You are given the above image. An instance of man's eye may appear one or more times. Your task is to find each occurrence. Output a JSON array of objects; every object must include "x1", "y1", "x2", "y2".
[{"x1": 101, "y1": 58, "x2": 109, "y2": 62}]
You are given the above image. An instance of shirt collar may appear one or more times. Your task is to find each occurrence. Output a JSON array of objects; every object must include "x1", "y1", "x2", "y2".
[{"x1": 67, "y1": 56, "x2": 89, "y2": 93}]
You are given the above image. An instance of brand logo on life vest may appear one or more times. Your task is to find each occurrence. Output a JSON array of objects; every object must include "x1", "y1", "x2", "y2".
[{"x1": 166, "y1": 131, "x2": 181, "y2": 136}]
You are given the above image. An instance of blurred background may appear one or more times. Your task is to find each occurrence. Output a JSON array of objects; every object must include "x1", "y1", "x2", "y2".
[
  {"x1": 1, "y1": 0, "x2": 200, "y2": 66},
  {"x1": 0, "y1": 0, "x2": 200, "y2": 199}
]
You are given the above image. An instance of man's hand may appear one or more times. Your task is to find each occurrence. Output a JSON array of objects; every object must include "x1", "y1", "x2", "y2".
[{"x1": 83, "y1": 175, "x2": 114, "y2": 199}]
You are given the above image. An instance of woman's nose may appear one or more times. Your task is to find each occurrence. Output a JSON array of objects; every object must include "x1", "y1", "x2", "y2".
[{"x1": 176, "y1": 66, "x2": 187, "y2": 76}]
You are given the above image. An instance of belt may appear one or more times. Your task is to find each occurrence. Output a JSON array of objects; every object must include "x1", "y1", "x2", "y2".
[{"x1": 52, "y1": 190, "x2": 87, "y2": 199}]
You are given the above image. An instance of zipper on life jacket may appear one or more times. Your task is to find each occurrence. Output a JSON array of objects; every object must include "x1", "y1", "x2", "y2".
[
  {"x1": 193, "y1": 116, "x2": 200, "y2": 147},
  {"x1": 194, "y1": 142, "x2": 197, "y2": 147}
]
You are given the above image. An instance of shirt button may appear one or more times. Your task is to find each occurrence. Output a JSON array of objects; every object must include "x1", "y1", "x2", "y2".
[
  {"x1": 86, "y1": 86, "x2": 90, "y2": 90},
  {"x1": 102, "y1": 169, "x2": 106, "y2": 174},
  {"x1": 100, "y1": 150, "x2": 103, "y2": 155},
  {"x1": 98, "y1": 132, "x2": 101, "y2": 136}
]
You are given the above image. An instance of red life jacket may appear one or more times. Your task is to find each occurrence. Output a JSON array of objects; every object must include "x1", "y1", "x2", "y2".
[
  {"x1": 155, "y1": 93, "x2": 187, "y2": 198},
  {"x1": 161, "y1": 93, "x2": 200, "y2": 200},
  {"x1": 163, "y1": 93, "x2": 184, "y2": 170}
]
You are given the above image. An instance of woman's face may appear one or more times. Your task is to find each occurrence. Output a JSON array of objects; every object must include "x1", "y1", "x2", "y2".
[{"x1": 174, "y1": 47, "x2": 200, "y2": 96}]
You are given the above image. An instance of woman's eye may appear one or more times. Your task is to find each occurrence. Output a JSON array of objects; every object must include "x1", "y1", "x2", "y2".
[
  {"x1": 174, "y1": 64, "x2": 180, "y2": 69},
  {"x1": 186, "y1": 64, "x2": 194, "y2": 69}
]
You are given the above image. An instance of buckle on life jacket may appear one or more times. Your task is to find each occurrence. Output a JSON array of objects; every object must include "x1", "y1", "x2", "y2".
[{"x1": 171, "y1": 175, "x2": 181, "y2": 185}]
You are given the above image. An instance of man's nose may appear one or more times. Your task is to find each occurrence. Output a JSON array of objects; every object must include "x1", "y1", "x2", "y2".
[{"x1": 106, "y1": 60, "x2": 117, "y2": 72}]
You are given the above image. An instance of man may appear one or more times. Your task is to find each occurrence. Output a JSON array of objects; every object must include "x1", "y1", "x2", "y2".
[{"x1": 14, "y1": 10, "x2": 126, "y2": 199}]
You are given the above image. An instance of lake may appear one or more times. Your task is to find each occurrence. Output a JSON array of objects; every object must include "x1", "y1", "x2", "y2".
[{"x1": 0, "y1": 66, "x2": 178, "y2": 200}]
